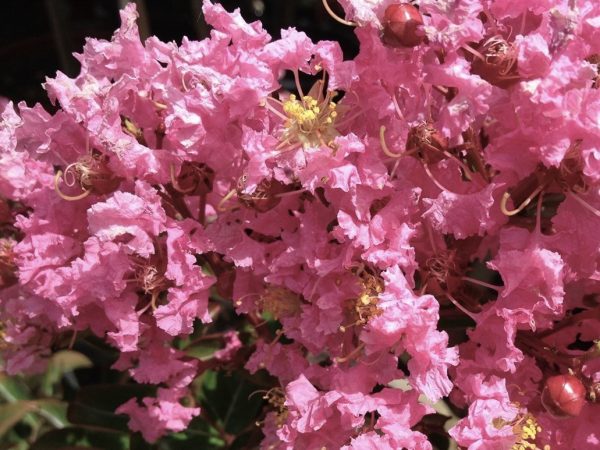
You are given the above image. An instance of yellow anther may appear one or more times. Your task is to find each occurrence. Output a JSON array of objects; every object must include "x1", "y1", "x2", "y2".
[
  {"x1": 501, "y1": 412, "x2": 547, "y2": 450},
  {"x1": 276, "y1": 78, "x2": 340, "y2": 150}
]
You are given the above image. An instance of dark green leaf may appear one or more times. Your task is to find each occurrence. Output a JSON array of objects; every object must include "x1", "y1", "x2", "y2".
[
  {"x1": 29, "y1": 427, "x2": 128, "y2": 450},
  {"x1": 67, "y1": 384, "x2": 155, "y2": 432},
  {"x1": 198, "y1": 370, "x2": 264, "y2": 436},
  {"x1": 33, "y1": 399, "x2": 69, "y2": 428},
  {"x1": 41, "y1": 351, "x2": 93, "y2": 396},
  {"x1": 0, "y1": 374, "x2": 31, "y2": 402}
]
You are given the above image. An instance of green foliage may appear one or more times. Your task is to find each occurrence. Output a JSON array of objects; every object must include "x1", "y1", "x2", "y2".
[{"x1": 0, "y1": 332, "x2": 269, "y2": 450}]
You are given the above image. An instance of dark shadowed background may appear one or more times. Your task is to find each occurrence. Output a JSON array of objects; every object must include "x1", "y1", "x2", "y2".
[{"x1": 1, "y1": 0, "x2": 358, "y2": 110}]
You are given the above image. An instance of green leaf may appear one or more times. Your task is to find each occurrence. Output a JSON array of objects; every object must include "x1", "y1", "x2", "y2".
[
  {"x1": 1, "y1": 428, "x2": 30, "y2": 450},
  {"x1": 41, "y1": 351, "x2": 93, "y2": 396},
  {"x1": 33, "y1": 399, "x2": 69, "y2": 429},
  {"x1": 29, "y1": 427, "x2": 129, "y2": 450},
  {"x1": 72, "y1": 335, "x2": 119, "y2": 367},
  {"x1": 0, "y1": 373, "x2": 32, "y2": 402},
  {"x1": 198, "y1": 370, "x2": 264, "y2": 436},
  {"x1": 67, "y1": 384, "x2": 155, "y2": 432},
  {"x1": 50, "y1": 351, "x2": 93, "y2": 372},
  {"x1": 0, "y1": 401, "x2": 36, "y2": 437}
]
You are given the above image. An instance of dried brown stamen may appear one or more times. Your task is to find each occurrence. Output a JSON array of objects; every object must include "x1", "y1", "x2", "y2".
[{"x1": 54, "y1": 151, "x2": 120, "y2": 201}]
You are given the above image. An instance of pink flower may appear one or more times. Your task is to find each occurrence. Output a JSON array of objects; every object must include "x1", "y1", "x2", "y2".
[
  {"x1": 362, "y1": 266, "x2": 458, "y2": 401},
  {"x1": 116, "y1": 388, "x2": 200, "y2": 442}
]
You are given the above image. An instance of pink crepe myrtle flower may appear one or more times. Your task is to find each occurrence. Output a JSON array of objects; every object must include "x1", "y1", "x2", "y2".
[
  {"x1": 3, "y1": 0, "x2": 600, "y2": 447},
  {"x1": 116, "y1": 387, "x2": 200, "y2": 442}
]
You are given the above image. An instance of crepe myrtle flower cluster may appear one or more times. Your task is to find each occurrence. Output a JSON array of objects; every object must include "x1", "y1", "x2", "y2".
[{"x1": 1, "y1": 0, "x2": 600, "y2": 448}]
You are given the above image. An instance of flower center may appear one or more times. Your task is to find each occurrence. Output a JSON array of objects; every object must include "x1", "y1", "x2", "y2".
[
  {"x1": 263, "y1": 72, "x2": 341, "y2": 152},
  {"x1": 264, "y1": 388, "x2": 288, "y2": 428},
  {"x1": 341, "y1": 270, "x2": 384, "y2": 331},
  {"x1": 494, "y1": 412, "x2": 549, "y2": 450},
  {"x1": 281, "y1": 92, "x2": 338, "y2": 149},
  {"x1": 55, "y1": 150, "x2": 120, "y2": 201},
  {"x1": 130, "y1": 241, "x2": 172, "y2": 312},
  {"x1": 467, "y1": 35, "x2": 520, "y2": 87}
]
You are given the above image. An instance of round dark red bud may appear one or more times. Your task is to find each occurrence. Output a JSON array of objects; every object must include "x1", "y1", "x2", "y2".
[
  {"x1": 381, "y1": 4, "x2": 425, "y2": 48},
  {"x1": 541, "y1": 374, "x2": 586, "y2": 417}
]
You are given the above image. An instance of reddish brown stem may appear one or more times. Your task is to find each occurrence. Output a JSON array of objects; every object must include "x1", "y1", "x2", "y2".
[{"x1": 536, "y1": 307, "x2": 600, "y2": 339}]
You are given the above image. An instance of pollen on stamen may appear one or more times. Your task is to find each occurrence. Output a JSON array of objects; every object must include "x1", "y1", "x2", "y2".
[
  {"x1": 281, "y1": 92, "x2": 339, "y2": 149},
  {"x1": 494, "y1": 412, "x2": 549, "y2": 450},
  {"x1": 266, "y1": 73, "x2": 341, "y2": 151},
  {"x1": 340, "y1": 270, "x2": 384, "y2": 332}
]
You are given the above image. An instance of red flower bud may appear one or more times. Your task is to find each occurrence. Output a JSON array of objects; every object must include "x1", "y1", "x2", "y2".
[
  {"x1": 381, "y1": 4, "x2": 425, "y2": 48},
  {"x1": 541, "y1": 374, "x2": 586, "y2": 417}
]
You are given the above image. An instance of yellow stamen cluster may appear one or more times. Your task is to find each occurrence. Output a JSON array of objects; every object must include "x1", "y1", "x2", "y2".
[
  {"x1": 283, "y1": 94, "x2": 337, "y2": 130},
  {"x1": 258, "y1": 285, "x2": 302, "y2": 320},
  {"x1": 494, "y1": 413, "x2": 550, "y2": 450},
  {"x1": 279, "y1": 83, "x2": 339, "y2": 150},
  {"x1": 513, "y1": 413, "x2": 549, "y2": 450},
  {"x1": 341, "y1": 271, "x2": 384, "y2": 331}
]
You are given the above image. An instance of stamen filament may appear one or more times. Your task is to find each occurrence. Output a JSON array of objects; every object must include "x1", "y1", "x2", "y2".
[
  {"x1": 535, "y1": 190, "x2": 544, "y2": 234},
  {"x1": 423, "y1": 163, "x2": 459, "y2": 193},
  {"x1": 462, "y1": 276, "x2": 501, "y2": 291},
  {"x1": 262, "y1": 99, "x2": 289, "y2": 121},
  {"x1": 63, "y1": 164, "x2": 79, "y2": 186},
  {"x1": 266, "y1": 96, "x2": 285, "y2": 107},
  {"x1": 380, "y1": 126, "x2": 404, "y2": 158},
  {"x1": 150, "y1": 291, "x2": 159, "y2": 310},
  {"x1": 568, "y1": 191, "x2": 600, "y2": 217},
  {"x1": 217, "y1": 188, "x2": 238, "y2": 212},
  {"x1": 169, "y1": 164, "x2": 196, "y2": 194},
  {"x1": 275, "y1": 189, "x2": 307, "y2": 198},
  {"x1": 292, "y1": 69, "x2": 305, "y2": 100},
  {"x1": 321, "y1": 0, "x2": 356, "y2": 27},
  {"x1": 389, "y1": 157, "x2": 402, "y2": 179},
  {"x1": 423, "y1": 142, "x2": 476, "y2": 183},
  {"x1": 54, "y1": 171, "x2": 91, "y2": 201},
  {"x1": 500, "y1": 183, "x2": 547, "y2": 216},
  {"x1": 433, "y1": 85, "x2": 449, "y2": 95},
  {"x1": 461, "y1": 44, "x2": 485, "y2": 61},
  {"x1": 446, "y1": 292, "x2": 478, "y2": 321},
  {"x1": 335, "y1": 343, "x2": 365, "y2": 364},
  {"x1": 334, "y1": 110, "x2": 363, "y2": 129},
  {"x1": 68, "y1": 330, "x2": 78, "y2": 350}
]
